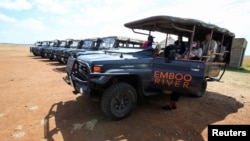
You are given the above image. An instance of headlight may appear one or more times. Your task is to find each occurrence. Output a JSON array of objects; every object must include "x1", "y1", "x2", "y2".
[{"x1": 93, "y1": 65, "x2": 101, "y2": 73}]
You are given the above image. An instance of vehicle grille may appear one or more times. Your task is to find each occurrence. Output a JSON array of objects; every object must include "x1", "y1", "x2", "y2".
[{"x1": 75, "y1": 61, "x2": 91, "y2": 81}]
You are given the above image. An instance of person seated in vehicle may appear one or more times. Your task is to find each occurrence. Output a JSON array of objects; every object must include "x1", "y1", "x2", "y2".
[
  {"x1": 141, "y1": 35, "x2": 154, "y2": 48},
  {"x1": 164, "y1": 44, "x2": 176, "y2": 60},
  {"x1": 184, "y1": 39, "x2": 202, "y2": 60},
  {"x1": 201, "y1": 33, "x2": 217, "y2": 61},
  {"x1": 214, "y1": 40, "x2": 226, "y2": 62},
  {"x1": 154, "y1": 44, "x2": 162, "y2": 57},
  {"x1": 174, "y1": 35, "x2": 186, "y2": 59}
]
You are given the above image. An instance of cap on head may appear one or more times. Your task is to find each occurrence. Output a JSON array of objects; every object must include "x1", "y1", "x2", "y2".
[{"x1": 148, "y1": 35, "x2": 154, "y2": 41}]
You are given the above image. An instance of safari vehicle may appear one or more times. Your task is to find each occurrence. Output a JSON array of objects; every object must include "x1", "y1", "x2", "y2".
[
  {"x1": 44, "y1": 39, "x2": 71, "y2": 61},
  {"x1": 64, "y1": 36, "x2": 144, "y2": 83},
  {"x1": 72, "y1": 36, "x2": 144, "y2": 58},
  {"x1": 33, "y1": 40, "x2": 55, "y2": 57},
  {"x1": 30, "y1": 41, "x2": 42, "y2": 56},
  {"x1": 66, "y1": 15, "x2": 234, "y2": 120},
  {"x1": 42, "y1": 39, "x2": 60, "y2": 59},
  {"x1": 61, "y1": 38, "x2": 100, "y2": 64}
]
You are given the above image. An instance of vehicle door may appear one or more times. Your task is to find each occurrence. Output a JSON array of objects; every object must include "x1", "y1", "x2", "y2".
[{"x1": 150, "y1": 58, "x2": 206, "y2": 94}]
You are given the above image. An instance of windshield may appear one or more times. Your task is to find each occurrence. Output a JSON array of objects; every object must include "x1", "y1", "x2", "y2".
[
  {"x1": 41, "y1": 42, "x2": 48, "y2": 46},
  {"x1": 82, "y1": 40, "x2": 93, "y2": 48},
  {"x1": 100, "y1": 38, "x2": 115, "y2": 48},
  {"x1": 35, "y1": 42, "x2": 42, "y2": 46},
  {"x1": 70, "y1": 41, "x2": 79, "y2": 48},
  {"x1": 60, "y1": 41, "x2": 67, "y2": 47},
  {"x1": 49, "y1": 42, "x2": 54, "y2": 46}
]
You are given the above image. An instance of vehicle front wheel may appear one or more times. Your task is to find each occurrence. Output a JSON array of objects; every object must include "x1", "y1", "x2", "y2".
[
  {"x1": 32, "y1": 52, "x2": 38, "y2": 56},
  {"x1": 101, "y1": 82, "x2": 137, "y2": 120}
]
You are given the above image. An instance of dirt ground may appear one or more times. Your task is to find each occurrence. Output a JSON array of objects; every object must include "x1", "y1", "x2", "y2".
[{"x1": 0, "y1": 45, "x2": 249, "y2": 141}]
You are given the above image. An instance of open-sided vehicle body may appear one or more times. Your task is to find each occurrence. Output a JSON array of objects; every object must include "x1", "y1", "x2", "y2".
[
  {"x1": 125, "y1": 16, "x2": 234, "y2": 81},
  {"x1": 67, "y1": 15, "x2": 235, "y2": 120}
]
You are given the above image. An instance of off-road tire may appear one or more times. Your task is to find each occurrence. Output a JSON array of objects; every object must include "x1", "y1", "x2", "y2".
[
  {"x1": 190, "y1": 79, "x2": 207, "y2": 98},
  {"x1": 101, "y1": 82, "x2": 137, "y2": 120}
]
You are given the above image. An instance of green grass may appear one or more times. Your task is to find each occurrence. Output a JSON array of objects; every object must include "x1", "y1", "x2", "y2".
[
  {"x1": 242, "y1": 56, "x2": 250, "y2": 71},
  {"x1": 226, "y1": 56, "x2": 250, "y2": 73}
]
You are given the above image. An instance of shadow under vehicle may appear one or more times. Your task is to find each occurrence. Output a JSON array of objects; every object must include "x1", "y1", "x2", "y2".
[{"x1": 66, "y1": 15, "x2": 235, "y2": 120}]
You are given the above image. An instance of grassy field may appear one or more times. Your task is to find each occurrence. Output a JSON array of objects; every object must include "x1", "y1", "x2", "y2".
[{"x1": 242, "y1": 56, "x2": 250, "y2": 70}]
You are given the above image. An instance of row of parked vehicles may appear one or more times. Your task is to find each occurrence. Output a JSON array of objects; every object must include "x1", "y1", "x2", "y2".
[
  {"x1": 30, "y1": 15, "x2": 235, "y2": 120},
  {"x1": 30, "y1": 36, "x2": 143, "y2": 64}
]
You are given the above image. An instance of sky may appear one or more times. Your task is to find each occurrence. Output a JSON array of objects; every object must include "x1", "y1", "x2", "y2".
[{"x1": 0, "y1": 0, "x2": 250, "y2": 55}]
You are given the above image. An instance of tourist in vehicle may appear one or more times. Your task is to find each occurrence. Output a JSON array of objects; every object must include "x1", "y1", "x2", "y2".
[
  {"x1": 201, "y1": 33, "x2": 217, "y2": 61},
  {"x1": 141, "y1": 35, "x2": 154, "y2": 48},
  {"x1": 185, "y1": 39, "x2": 202, "y2": 60},
  {"x1": 215, "y1": 40, "x2": 226, "y2": 62},
  {"x1": 174, "y1": 35, "x2": 186, "y2": 59}
]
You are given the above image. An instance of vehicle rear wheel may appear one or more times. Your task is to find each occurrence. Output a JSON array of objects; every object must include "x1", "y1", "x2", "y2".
[
  {"x1": 41, "y1": 53, "x2": 46, "y2": 58},
  {"x1": 101, "y1": 82, "x2": 137, "y2": 120},
  {"x1": 190, "y1": 79, "x2": 207, "y2": 98}
]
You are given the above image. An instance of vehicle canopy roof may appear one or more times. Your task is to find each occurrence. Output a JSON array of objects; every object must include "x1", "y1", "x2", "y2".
[
  {"x1": 124, "y1": 15, "x2": 235, "y2": 38},
  {"x1": 102, "y1": 36, "x2": 144, "y2": 44}
]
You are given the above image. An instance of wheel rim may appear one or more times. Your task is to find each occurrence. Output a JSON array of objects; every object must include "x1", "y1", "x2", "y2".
[{"x1": 111, "y1": 90, "x2": 132, "y2": 115}]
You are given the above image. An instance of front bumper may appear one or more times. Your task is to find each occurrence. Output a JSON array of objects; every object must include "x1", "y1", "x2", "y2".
[{"x1": 71, "y1": 74, "x2": 90, "y2": 95}]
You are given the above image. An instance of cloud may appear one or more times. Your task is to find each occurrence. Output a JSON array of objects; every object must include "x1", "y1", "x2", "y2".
[
  {"x1": 19, "y1": 18, "x2": 48, "y2": 31},
  {"x1": 0, "y1": 0, "x2": 32, "y2": 10},
  {"x1": 0, "y1": 13, "x2": 17, "y2": 22},
  {"x1": 32, "y1": 0, "x2": 69, "y2": 14},
  {"x1": 0, "y1": 13, "x2": 47, "y2": 32}
]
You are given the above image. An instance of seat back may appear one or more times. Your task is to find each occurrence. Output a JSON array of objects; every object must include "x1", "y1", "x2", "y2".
[{"x1": 164, "y1": 44, "x2": 176, "y2": 60}]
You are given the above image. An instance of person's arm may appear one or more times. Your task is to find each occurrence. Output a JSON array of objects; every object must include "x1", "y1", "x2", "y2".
[
  {"x1": 221, "y1": 46, "x2": 226, "y2": 54},
  {"x1": 197, "y1": 48, "x2": 203, "y2": 58},
  {"x1": 209, "y1": 40, "x2": 217, "y2": 53}
]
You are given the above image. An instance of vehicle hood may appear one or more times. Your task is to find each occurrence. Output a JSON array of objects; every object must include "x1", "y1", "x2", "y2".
[
  {"x1": 76, "y1": 48, "x2": 154, "y2": 63},
  {"x1": 76, "y1": 50, "x2": 104, "y2": 56}
]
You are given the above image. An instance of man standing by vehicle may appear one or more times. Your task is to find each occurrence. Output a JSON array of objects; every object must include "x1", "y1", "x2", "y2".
[{"x1": 201, "y1": 33, "x2": 217, "y2": 61}]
